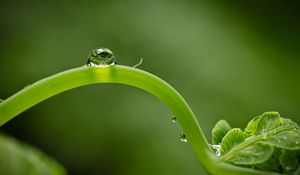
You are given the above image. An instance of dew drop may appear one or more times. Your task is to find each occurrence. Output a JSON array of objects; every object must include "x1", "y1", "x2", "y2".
[
  {"x1": 210, "y1": 144, "x2": 221, "y2": 157},
  {"x1": 180, "y1": 132, "x2": 187, "y2": 143},
  {"x1": 86, "y1": 48, "x2": 116, "y2": 66},
  {"x1": 171, "y1": 114, "x2": 176, "y2": 123}
]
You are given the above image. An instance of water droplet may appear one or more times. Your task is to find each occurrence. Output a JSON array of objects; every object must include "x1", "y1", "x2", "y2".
[
  {"x1": 296, "y1": 141, "x2": 299, "y2": 145},
  {"x1": 210, "y1": 144, "x2": 221, "y2": 157},
  {"x1": 171, "y1": 115, "x2": 176, "y2": 123},
  {"x1": 86, "y1": 48, "x2": 116, "y2": 66},
  {"x1": 180, "y1": 132, "x2": 187, "y2": 143}
]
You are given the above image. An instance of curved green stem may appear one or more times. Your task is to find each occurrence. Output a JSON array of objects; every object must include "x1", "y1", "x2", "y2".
[{"x1": 0, "y1": 65, "x2": 280, "y2": 175}]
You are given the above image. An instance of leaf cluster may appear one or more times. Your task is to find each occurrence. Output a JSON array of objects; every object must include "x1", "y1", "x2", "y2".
[{"x1": 212, "y1": 112, "x2": 300, "y2": 174}]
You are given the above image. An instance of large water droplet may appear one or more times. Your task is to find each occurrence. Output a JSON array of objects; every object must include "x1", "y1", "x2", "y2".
[
  {"x1": 87, "y1": 48, "x2": 116, "y2": 66},
  {"x1": 180, "y1": 132, "x2": 187, "y2": 143}
]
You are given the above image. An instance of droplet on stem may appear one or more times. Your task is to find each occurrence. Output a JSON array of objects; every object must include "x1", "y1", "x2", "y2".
[
  {"x1": 86, "y1": 48, "x2": 116, "y2": 66},
  {"x1": 180, "y1": 132, "x2": 187, "y2": 143},
  {"x1": 171, "y1": 114, "x2": 176, "y2": 123},
  {"x1": 210, "y1": 144, "x2": 221, "y2": 157}
]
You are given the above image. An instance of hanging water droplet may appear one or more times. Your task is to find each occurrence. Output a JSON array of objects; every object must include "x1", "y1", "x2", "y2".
[
  {"x1": 86, "y1": 48, "x2": 116, "y2": 66},
  {"x1": 180, "y1": 132, "x2": 187, "y2": 143},
  {"x1": 171, "y1": 114, "x2": 176, "y2": 123}
]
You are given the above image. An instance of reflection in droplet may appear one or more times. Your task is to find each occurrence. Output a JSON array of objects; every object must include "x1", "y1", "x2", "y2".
[
  {"x1": 86, "y1": 48, "x2": 116, "y2": 66},
  {"x1": 180, "y1": 132, "x2": 187, "y2": 143}
]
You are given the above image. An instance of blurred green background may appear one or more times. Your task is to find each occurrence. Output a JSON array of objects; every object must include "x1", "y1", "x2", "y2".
[{"x1": 0, "y1": 0, "x2": 300, "y2": 174}]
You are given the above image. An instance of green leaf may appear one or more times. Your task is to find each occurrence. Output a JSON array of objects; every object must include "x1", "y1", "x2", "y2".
[
  {"x1": 225, "y1": 142, "x2": 273, "y2": 165},
  {"x1": 244, "y1": 115, "x2": 262, "y2": 137},
  {"x1": 266, "y1": 129, "x2": 300, "y2": 150},
  {"x1": 220, "y1": 128, "x2": 244, "y2": 155},
  {"x1": 279, "y1": 150, "x2": 299, "y2": 174},
  {"x1": 254, "y1": 147, "x2": 282, "y2": 172},
  {"x1": 0, "y1": 133, "x2": 67, "y2": 175},
  {"x1": 256, "y1": 112, "x2": 282, "y2": 135},
  {"x1": 212, "y1": 120, "x2": 232, "y2": 144},
  {"x1": 265, "y1": 118, "x2": 300, "y2": 150}
]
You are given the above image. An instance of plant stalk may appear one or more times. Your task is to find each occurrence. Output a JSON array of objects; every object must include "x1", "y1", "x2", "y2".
[{"x1": 0, "y1": 65, "x2": 281, "y2": 175}]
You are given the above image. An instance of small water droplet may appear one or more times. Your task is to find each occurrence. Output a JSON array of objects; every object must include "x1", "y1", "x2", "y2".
[
  {"x1": 296, "y1": 141, "x2": 299, "y2": 145},
  {"x1": 86, "y1": 48, "x2": 116, "y2": 66},
  {"x1": 171, "y1": 115, "x2": 176, "y2": 123},
  {"x1": 180, "y1": 132, "x2": 187, "y2": 143},
  {"x1": 210, "y1": 144, "x2": 221, "y2": 157}
]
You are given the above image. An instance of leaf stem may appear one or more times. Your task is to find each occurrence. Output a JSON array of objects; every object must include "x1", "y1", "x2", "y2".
[{"x1": 0, "y1": 65, "x2": 281, "y2": 175}]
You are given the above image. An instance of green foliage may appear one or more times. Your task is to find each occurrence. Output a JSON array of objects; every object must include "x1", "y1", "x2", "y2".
[
  {"x1": 212, "y1": 120, "x2": 232, "y2": 145},
  {"x1": 279, "y1": 150, "x2": 299, "y2": 174},
  {"x1": 212, "y1": 112, "x2": 300, "y2": 174},
  {"x1": 0, "y1": 134, "x2": 66, "y2": 175},
  {"x1": 220, "y1": 128, "x2": 244, "y2": 155}
]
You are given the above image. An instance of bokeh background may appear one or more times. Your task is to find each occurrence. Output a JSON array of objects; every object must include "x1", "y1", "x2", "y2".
[{"x1": 0, "y1": 0, "x2": 300, "y2": 174}]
